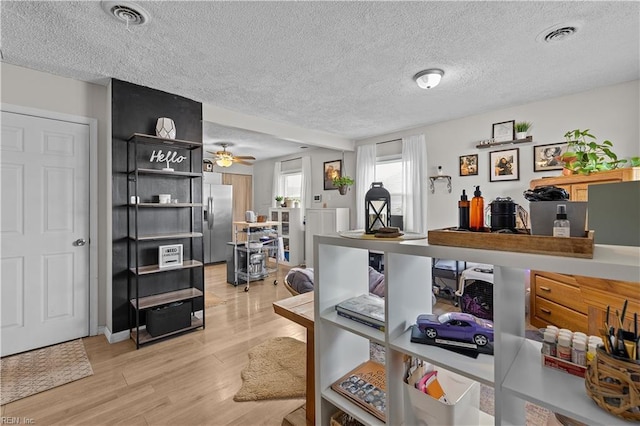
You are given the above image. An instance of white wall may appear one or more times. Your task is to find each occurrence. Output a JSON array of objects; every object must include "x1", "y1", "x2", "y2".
[
  {"x1": 357, "y1": 80, "x2": 640, "y2": 230},
  {"x1": 1, "y1": 63, "x2": 110, "y2": 328},
  {"x1": 253, "y1": 148, "x2": 356, "y2": 225}
]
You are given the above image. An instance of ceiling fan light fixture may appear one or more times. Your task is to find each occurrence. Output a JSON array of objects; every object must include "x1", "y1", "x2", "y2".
[
  {"x1": 414, "y1": 69, "x2": 444, "y2": 89},
  {"x1": 216, "y1": 157, "x2": 233, "y2": 167}
]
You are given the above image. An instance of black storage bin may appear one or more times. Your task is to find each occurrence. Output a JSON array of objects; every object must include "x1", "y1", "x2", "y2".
[{"x1": 146, "y1": 301, "x2": 192, "y2": 337}]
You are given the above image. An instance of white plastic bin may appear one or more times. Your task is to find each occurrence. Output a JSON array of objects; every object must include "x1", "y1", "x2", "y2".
[{"x1": 404, "y1": 368, "x2": 480, "y2": 426}]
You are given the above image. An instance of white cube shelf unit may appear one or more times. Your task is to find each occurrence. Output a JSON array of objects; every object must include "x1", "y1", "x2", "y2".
[
  {"x1": 313, "y1": 234, "x2": 639, "y2": 426},
  {"x1": 269, "y1": 208, "x2": 303, "y2": 266}
]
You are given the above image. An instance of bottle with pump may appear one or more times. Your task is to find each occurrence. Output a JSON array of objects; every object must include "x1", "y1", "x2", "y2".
[
  {"x1": 458, "y1": 190, "x2": 470, "y2": 230},
  {"x1": 470, "y1": 186, "x2": 484, "y2": 231},
  {"x1": 553, "y1": 204, "x2": 571, "y2": 237}
]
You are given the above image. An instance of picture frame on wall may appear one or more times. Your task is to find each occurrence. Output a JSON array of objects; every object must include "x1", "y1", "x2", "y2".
[
  {"x1": 323, "y1": 159, "x2": 342, "y2": 190},
  {"x1": 489, "y1": 148, "x2": 519, "y2": 182},
  {"x1": 492, "y1": 120, "x2": 515, "y2": 142},
  {"x1": 533, "y1": 142, "x2": 569, "y2": 172},
  {"x1": 459, "y1": 154, "x2": 478, "y2": 176}
]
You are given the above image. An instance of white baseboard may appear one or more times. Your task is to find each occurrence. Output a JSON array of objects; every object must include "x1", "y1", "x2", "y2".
[{"x1": 104, "y1": 326, "x2": 130, "y2": 343}]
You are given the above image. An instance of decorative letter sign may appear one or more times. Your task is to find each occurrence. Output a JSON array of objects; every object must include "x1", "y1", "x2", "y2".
[{"x1": 150, "y1": 150, "x2": 187, "y2": 171}]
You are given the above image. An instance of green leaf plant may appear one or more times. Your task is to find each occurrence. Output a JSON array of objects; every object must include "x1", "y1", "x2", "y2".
[{"x1": 562, "y1": 129, "x2": 627, "y2": 174}]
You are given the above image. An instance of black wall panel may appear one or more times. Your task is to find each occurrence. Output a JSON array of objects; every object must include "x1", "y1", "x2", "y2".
[{"x1": 112, "y1": 79, "x2": 203, "y2": 333}]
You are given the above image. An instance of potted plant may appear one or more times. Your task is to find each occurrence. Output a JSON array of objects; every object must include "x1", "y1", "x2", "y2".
[
  {"x1": 275, "y1": 195, "x2": 285, "y2": 207},
  {"x1": 515, "y1": 121, "x2": 532, "y2": 140},
  {"x1": 562, "y1": 129, "x2": 629, "y2": 175},
  {"x1": 333, "y1": 176, "x2": 354, "y2": 195}
]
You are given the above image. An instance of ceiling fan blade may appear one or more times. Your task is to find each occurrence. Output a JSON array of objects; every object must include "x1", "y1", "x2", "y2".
[
  {"x1": 234, "y1": 155, "x2": 256, "y2": 160},
  {"x1": 234, "y1": 159, "x2": 254, "y2": 166}
]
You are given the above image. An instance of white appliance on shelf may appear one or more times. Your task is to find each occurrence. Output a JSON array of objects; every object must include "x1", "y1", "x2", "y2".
[
  {"x1": 304, "y1": 208, "x2": 349, "y2": 267},
  {"x1": 203, "y1": 183, "x2": 232, "y2": 264}
]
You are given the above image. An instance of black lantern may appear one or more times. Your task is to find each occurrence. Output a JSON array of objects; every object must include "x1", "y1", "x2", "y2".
[{"x1": 365, "y1": 182, "x2": 391, "y2": 234}]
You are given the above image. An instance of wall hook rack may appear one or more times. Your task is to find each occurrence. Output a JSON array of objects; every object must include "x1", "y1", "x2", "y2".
[{"x1": 428, "y1": 175, "x2": 452, "y2": 193}]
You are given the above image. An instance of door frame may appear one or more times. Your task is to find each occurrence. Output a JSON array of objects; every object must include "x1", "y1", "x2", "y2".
[{"x1": 2, "y1": 103, "x2": 99, "y2": 336}]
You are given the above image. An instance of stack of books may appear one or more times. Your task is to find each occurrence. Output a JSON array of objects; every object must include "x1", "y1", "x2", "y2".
[{"x1": 335, "y1": 294, "x2": 385, "y2": 331}]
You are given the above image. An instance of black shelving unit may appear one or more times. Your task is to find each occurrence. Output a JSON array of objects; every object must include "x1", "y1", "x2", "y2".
[{"x1": 127, "y1": 133, "x2": 205, "y2": 348}]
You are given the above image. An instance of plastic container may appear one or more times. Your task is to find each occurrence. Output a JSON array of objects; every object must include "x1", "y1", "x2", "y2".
[{"x1": 404, "y1": 369, "x2": 480, "y2": 426}]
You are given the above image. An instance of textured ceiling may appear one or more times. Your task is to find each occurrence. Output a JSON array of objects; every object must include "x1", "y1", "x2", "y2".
[{"x1": 2, "y1": 1, "x2": 639, "y2": 159}]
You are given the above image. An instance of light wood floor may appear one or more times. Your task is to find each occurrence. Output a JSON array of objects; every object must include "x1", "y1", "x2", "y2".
[
  {"x1": 1, "y1": 265, "x2": 532, "y2": 425},
  {"x1": 1, "y1": 263, "x2": 305, "y2": 425}
]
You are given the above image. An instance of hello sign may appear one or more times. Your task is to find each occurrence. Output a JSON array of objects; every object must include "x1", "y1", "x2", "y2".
[{"x1": 150, "y1": 150, "x2": 187, "y2": 171}]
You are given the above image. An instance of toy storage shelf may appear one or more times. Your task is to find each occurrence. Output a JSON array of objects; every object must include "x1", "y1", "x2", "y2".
[{"x1": 313, "y1": 233, "x2": 639, "y2": 425}]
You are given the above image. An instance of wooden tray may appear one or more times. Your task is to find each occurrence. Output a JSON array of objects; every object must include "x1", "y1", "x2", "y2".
[{"x1": 427, "y1": 228, "x2": 594, "y2": 259}]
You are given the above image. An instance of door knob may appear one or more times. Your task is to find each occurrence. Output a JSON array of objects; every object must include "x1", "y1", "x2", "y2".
[{"x1": 74, "y1": 238, "x2": 86, "y2": 246}]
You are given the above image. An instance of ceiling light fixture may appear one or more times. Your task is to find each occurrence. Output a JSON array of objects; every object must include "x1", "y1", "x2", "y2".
[
  {"x1": 413, "y1": 69, "x2": 444, "y2": 89},
  {"x1": 215, "y1": 156, "x2": 233, "y2": 168}
]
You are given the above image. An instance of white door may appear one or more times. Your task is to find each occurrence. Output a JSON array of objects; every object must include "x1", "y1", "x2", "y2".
[{"x1": 1, "y1": 111, "x2": 90, "y2": 356}]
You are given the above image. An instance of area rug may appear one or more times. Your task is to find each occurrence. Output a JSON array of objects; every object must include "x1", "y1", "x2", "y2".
[
  {"x1": 233, "y1": 336, "x2": 305, "y2": 401},
  {"x1": 1, "y1": 339, "x2": 93, "y2": 405},
  {"x1": 205, "y1": 290, "x2": 226, "y2": 308}
]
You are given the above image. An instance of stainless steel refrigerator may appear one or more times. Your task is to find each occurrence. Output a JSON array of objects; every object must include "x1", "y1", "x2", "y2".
[{"x1": 203, "y1": 184, "x2": 233, "y2": 263}]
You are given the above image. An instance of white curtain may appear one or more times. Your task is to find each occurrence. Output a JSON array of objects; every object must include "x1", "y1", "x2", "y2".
[
  {"x1": 356, "y1": 144, "x2": 377, "y2": 230},
  {"x1": 272, "y1": 161, "x2": 282, "y2": 208},
  {"x1": 402, "y1": 134, "x2": 427, "y2": 234},
  {"x1": 300, "y1": 156, "x2": 312, "y2": 226}
]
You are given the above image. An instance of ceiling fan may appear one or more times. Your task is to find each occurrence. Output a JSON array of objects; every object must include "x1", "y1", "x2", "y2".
[{"x1": 206, "y1": 143, "x2": 256, "y2": 167}]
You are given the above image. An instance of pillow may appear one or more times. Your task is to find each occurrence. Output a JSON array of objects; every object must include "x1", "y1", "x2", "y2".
[
  {"x1": 285, "y1": 268, "x2": 315, "y2": 294},
  {"x1": 368, "y1": 266, "x2": 385, "y2": 298}
]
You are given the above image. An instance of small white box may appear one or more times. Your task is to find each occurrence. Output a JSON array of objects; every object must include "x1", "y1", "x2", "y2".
[
  {"x1": 404, "y1": 369, "x2": 480, "y2": 426},
  {"x1": 159, "y1": 244, "x2": 183, "y2": 268}
]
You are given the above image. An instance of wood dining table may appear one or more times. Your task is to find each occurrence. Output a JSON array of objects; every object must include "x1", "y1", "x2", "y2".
[{"x1": 272, "y1": 291, "x2": 315, "y2": 425}]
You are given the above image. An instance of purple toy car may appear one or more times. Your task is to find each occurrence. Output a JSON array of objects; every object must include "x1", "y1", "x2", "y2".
[{"x1": 416, "y1": 312, "x2": 494, "y2": 346}]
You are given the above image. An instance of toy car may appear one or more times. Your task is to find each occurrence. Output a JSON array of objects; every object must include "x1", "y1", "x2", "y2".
[{"x1": 416, "y1": 312, "x2": 494, "y2": 346}]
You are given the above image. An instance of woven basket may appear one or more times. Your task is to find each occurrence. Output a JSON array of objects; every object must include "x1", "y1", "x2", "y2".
[{"x1": 585, "y1": 346, "x2": 640, "y2": 420}]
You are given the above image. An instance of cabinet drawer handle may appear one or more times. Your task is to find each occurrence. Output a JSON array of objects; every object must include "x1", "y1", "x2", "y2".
[
  {"x1": 541, "y1": 308, "x2": 551, "y2": 314},
  {"x1": 539, "y1": 286, "x2": 551, "y2": 292}
]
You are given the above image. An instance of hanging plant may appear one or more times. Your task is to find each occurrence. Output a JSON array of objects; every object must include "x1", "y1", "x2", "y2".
[{"x1": 333, "y1": 176, "x2": 354, "y2": 195}]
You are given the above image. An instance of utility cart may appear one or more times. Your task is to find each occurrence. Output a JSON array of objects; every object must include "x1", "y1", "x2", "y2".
[{"x1": 232, "y1": 221, "x2": 280, "y2": 292}]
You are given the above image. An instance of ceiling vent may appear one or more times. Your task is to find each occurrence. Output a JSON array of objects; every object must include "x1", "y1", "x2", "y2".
[
  {"x1": 537, "y1": 24, "x2": 579, "y2": 43},
  {"x1": 101, "y1": 1, "x2": 150, "y2": 26}
]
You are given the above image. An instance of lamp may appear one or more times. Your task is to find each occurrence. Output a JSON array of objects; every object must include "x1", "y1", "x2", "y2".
[
  {"x1": 215, "y1": 156, "x2": 233, "y2": 167},
  {"x1": 365, "y1": 182, "x2": 391, "y2": 234},
  {"x1": 413, "y1": 69, "x2": 444, "y2": 89}
]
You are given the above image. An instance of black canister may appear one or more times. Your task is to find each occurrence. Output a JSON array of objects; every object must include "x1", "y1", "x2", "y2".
[{"x1": 490, "y1": 197, "x2": 517, "y2": 231}]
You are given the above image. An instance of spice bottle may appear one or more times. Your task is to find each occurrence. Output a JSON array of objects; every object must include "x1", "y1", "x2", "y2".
[
  {"x1": 458, "y1": 190, "x2": 470, "y2": 230},
  {"x1": 470, "y1": 186, "x2": 484, "y2": 231},
  {"x1": 542, "y1": 329, "x2": 557, "y2": 357},
  {"x1": 572, "y1": 338, "x2": 587, "y2": 366},
  {"x1": 557, "y1": 334, "x2": 572, "y2": 361},
  {"x1": 553, "y1": 204, "x2": 571, "y2": 238},
  {"x1": 586, "y1": 341, "x2": 599, "y2": 363}
]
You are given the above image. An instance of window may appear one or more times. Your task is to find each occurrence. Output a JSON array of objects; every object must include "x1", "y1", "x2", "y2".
[
  {"x1": 375, "y1": 158, "x2": 402, "y2": 215},
  {"x1": 282, "y1": 172, "x2": 301, "y2": 199}
]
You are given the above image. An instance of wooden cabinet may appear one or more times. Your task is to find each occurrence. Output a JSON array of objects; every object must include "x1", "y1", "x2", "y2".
[
  {"x1": 314, "y1": 234, "x2": 639, "y2": 425},
  {"x1": 304, "y1": 208, "x2": 350, "y2": 267},
  {"x1": 269, "y1": 208, "x2": 303, "y2": 266},
  {"x1": 529, "y1": 167, "x2": 640, "y2": 334},
  {"x1": 529, "y1": 167, "x2": 640, "y2": 201},
  {"x1": 127, "y1": 133, "x2": 205, "y2": 348}
]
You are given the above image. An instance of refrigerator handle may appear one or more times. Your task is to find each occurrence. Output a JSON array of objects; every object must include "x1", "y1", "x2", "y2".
[{"x1": 208, "y1": 197, "x2": 214, "y2": 230}]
